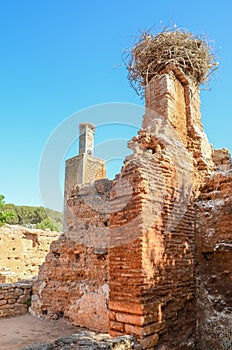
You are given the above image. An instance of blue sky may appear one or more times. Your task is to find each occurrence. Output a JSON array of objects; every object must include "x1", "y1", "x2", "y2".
[{"x1": 0, "y1": 0, "x2": 231, "y2": 210}]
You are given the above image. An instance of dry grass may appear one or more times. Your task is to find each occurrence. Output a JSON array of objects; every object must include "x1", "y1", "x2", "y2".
[{"x1": 124, "y1": 28, "x2": 218, "y2": 96}]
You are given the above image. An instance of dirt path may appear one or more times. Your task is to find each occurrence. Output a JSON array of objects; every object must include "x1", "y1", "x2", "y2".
[{"x1": 0, "y1": 313, "x2": 82, "y2": 350}]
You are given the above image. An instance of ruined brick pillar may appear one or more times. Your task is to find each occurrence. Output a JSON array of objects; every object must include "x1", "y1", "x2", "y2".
[{"x1": 108, "y1": 66, "x2": 213, "y2": 349}]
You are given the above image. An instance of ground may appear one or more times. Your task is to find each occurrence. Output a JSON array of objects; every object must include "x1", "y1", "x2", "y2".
[{"x1": 0, "y1": 314, "x2": 82, "y2": 350}]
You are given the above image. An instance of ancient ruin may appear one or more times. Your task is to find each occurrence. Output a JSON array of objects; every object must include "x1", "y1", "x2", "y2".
[
  {"x1": 0, "y1": 225, "x2": 60, "y2": 320},
  {"x1": 0, "y1": 225, "x2": 60, "y2": 283},
  {"x1": 29, "y1": 31, "x2": 231, "y2": 350}
]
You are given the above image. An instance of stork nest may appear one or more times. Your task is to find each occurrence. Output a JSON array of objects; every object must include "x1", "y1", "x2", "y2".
[{"x1": 124, "y1": 29, "x2": 218, "y2": 96}]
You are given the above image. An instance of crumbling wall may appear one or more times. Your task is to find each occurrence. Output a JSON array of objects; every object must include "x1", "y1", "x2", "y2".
[
  {"x1": 195, "y1": 156, "x2": 232, "y2": 350},
  {"x1": 31, "y1": 180, "x2": 110, "y2": 332},
  {"x1": 0, "y1": 225, "x2": 60, "y2": 282},
  {"x1": 31, "y1": 66, "x2": 229, "y2": 350},
  {"x1": 108, "y1": 69, "x2": 201, "y2": 349},
  {"x1": 0, "y1": 281, "x2": 32, "y2": 317},
  {"x1": 108, "y1": 153, "x2": 196, "y2": 349}
]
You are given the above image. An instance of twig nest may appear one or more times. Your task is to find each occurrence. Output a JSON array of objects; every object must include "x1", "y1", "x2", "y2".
[{"x1": 124, "y1": 29, "x2": 218, "y2": 96}]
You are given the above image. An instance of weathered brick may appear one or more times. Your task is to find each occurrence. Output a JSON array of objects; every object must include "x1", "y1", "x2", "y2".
[
  {"x1": 116, "y1": 313, "x2": 144, "y2": 326},
  {"x1": 109, "y1": 320, "x2": 125, "y2": 332},
  {"x1": 109, "y1": 329, "x2": 124, "y2": 337},
  {"x1": 124, "y1": 324, "x2": 143, "y2": 336},
  {"x1": 109, "y1": 311, "x2": 116, "y2": 321},
  {"x1": 108, "y1": 301, "x2": 144, "y2": 315},
  {"x1": 139, "y1": 333, "x2": 159, "y2": 349},
  {"x1": 7, "y1": 298, "x2": 17, "y2": 304}
]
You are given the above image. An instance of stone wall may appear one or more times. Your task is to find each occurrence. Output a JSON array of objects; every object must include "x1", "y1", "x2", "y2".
[
  {"x1": 0, "y1": 225, "x2": 60, "y2": 282},
  {"x1": 0, "y1": 281, "x2": 32, "y2": 317},
  {"x1": 195, "y1": 159, "x2": 232, "y2": 350},
  {"x1": 65, "y1": 154, "x2": 106, "y2": 192}
]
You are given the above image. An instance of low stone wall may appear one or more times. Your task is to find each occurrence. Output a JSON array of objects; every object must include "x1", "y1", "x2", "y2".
[{"x1": 0, "y1": 281, "x2": 32, "y2": 317}]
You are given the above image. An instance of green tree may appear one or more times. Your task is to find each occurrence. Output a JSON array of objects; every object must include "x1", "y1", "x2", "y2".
[
  {"x1": 0, "y1": 195, "x2": 14, "y2": 227},
  {"x1": 0, "y1": 197, "x2": 63, "y2": 231},
  {"x1": 4, "y1": 203, "x2": 19, "y2": 224},
  {"x1": 36, "y1": 218, "x2": 62, "y2": 231}
]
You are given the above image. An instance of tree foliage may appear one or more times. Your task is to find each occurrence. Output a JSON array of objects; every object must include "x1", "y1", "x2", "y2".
[
  {"x1": 36, "y1": 218, "x2": 60, "y2": 231},
  {"x1": 0, "y1": 195, "x2": 14, "y2": 227},
  {"x1": 1, "y1": 195, "x2": 63, "y2": 231}
]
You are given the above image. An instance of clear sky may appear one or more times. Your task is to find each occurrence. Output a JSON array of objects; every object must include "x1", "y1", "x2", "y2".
[{"x1": 0, "y1": 0, "x2": 231, "y2": 211}]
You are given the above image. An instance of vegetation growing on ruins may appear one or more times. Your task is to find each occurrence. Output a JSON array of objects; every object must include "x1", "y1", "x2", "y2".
[{"x1": 124, "y1": 27, "x2": 218, "y2": 96}]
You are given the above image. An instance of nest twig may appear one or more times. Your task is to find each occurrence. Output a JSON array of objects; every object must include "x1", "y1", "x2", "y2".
[{"x1": 124, "y1": 28, "x2": 218, "y2": 96}]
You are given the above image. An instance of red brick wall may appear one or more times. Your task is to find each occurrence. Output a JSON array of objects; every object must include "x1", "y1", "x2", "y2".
[
  {"x1": 108, "y1": 68, "x2": 199, "y2": 349},
  {"x1": 108, "y1": 155, "x2": 196, "y2": 349}
]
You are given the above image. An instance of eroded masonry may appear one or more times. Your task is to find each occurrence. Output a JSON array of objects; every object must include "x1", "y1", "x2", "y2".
[
  {"x1": 0, "y1": 225, "x2": 60, "y2": 283},
  {"x1": 31, "y1": 65, "x2": 232, "y2": 350}
]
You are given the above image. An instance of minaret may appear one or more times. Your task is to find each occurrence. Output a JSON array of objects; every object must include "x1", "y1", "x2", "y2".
[
  {"x1": 79, "y1": 123, "x2": 95, "y2": 156},
  {"x1": 64, "y1": 122, "x2": 106, "y2": 197}
]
